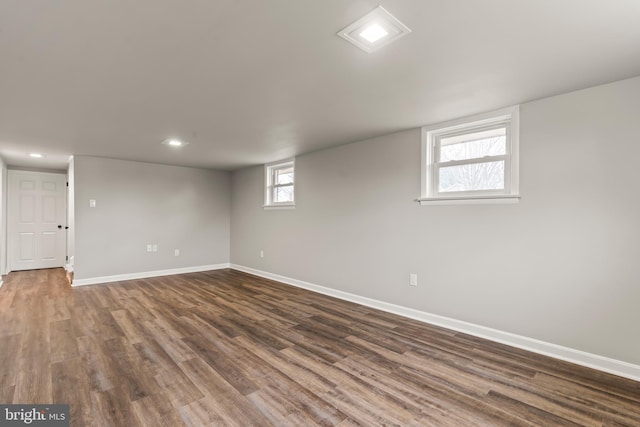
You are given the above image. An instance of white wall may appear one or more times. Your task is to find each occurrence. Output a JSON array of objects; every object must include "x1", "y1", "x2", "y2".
[
  {"x1": 230, "y1": 76, "x2": 640, "y2": 366},
  {"x1": 74, "y1": 156, "x2": 230, "y2": 281}
]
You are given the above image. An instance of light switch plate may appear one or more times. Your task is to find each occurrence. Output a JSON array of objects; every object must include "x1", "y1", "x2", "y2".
[{"x1": 409, "y1": 273, "x2": 418, "y2": 287}]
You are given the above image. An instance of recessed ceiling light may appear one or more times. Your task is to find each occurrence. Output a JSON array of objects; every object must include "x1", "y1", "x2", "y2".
[
  {"x1": 29, "y1": 153, "x2": 45, "y2": 158},
  {"x1": 162, "y1": 138, "x2": 188, "y2": 147},
  {"x1": 337, "y1": 6, "x2": 412, "y2": 53},
  {"x1": 359, "y1": 23, "x2": 388, "y2": 43}
]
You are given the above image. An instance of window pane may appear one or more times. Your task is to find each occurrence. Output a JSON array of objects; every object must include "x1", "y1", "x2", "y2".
[
  {"x1": 440, "y1": 128, "x2": 506, "y2": 162},
  {"x1": 275, "y1": 167, "x2": 294, "y2": 185},
  {"x1": 438, "y1": 161, "x2": 504, "y2": 192},
  {"x1": 274, "y1": 185, "x2": 294, "y2": 202}
]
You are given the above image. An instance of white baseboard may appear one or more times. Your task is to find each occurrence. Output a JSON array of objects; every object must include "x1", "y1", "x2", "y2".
[
  {"x1": 72, "y1": 263, "x2": 230, "y2": 287},
  {"x1": 230, "y1": 264, "x2": 640, "y2": 383}
]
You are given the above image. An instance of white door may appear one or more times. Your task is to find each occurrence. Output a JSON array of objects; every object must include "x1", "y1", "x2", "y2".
[{"x1": 8, "y1": 171, "x2": 67, "y2": 271}]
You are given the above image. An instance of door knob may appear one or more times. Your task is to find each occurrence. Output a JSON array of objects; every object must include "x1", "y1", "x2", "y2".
[{"x1": 58, "y1": 225, "x2": 62, "y2": 229}]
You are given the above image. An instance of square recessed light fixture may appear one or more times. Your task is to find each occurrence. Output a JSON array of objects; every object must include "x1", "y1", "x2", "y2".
[
  {"x1": 161, "y1": 138, "x2": 188, "y2": 147},
  {"x1": 359, "y1": 23, "x2": 388, "y2": 43},
  {"x1": 337, "y1": 6, "x2": 411, "y2": 53}
]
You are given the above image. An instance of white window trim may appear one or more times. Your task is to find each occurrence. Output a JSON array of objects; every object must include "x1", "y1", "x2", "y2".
[
  {"x1": 264, "y1": 158, "x2": 295, "y2": 209},
  {"x1": 419, "y1": 106, "x2": 520, "y2": 206}
]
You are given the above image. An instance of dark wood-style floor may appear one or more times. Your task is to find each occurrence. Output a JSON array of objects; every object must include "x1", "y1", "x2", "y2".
[{"x1": 0, "y1": 269, "x2": 638, "y2": 426}]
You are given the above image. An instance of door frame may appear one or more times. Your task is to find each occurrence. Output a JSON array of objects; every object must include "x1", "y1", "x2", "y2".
[
  {"x1": 0, "y1": 162, "x2": 6, "y2": 279},
  {"x1": 6, "y1": 169, "x2": 68, "y2": 273}
]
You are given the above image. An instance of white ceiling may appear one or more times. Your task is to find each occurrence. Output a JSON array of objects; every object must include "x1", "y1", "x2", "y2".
[{"x1": 1, "y1": 1, "x2": 640, "y2": 171}]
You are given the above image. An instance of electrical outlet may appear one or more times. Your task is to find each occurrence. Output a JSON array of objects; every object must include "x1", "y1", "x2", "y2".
[
  {"x1": 146, "y1": 244, "x2": 152, "y2": 252},
  {"x1": 174, "y1": 249, "x2": 180, "y2": 257},
  {"x1": 260, "y1": 250, "x2": 264, "y2": 258},
  {"x1": 409, "y1": 273, "x2": 418, "y2": 287},
  {"x1": 152, "y1": 244, "x2": 158, "y2": 252},
  {"x1": 89, "y1": 199, "x2": 96, "y2": 208}
]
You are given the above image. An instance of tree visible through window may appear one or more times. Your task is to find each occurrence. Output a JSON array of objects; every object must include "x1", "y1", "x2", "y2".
[
  {"x1": 437, "y1": 127, "x2": 507, "y2": 193},
  {"x1": 272, "y1": 165, "x2": 294, "y2": 203},
  {"x1": 420, "y1": 107, "x2": 520, "y2": 204}
]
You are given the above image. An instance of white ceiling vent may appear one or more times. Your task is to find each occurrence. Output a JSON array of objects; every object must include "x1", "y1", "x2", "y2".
[{"x1": 337, "y1": 6, "x2": 412, "y2": 53}]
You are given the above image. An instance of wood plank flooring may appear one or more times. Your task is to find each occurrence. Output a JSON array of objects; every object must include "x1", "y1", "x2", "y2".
[{"x1": 0, "y1": 268, "x2": 638, "y2": 426}]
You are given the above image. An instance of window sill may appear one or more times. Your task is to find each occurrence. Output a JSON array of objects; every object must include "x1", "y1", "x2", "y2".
[
  {"x1": 263, "y1": 204, "x2": 296, "y2": 210},
  {"x1": 416, "y1": 195, "x2": 520, "y2": 206}
]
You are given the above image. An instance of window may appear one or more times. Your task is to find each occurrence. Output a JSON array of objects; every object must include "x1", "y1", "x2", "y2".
[
  {"x1": 420, "y1": 106, "x2": 520, "y2": 205},
  {"x1": 264, "y1": 159, "x2": 295, "y2": 208}
]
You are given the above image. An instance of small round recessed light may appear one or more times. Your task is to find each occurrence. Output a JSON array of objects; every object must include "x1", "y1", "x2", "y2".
[
  {"x1": 162, "y1": 138, "x2": 188, "y2": 147},
  {"x1": 29, "y1": 153, "x2": 45, "y2": 158}
]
